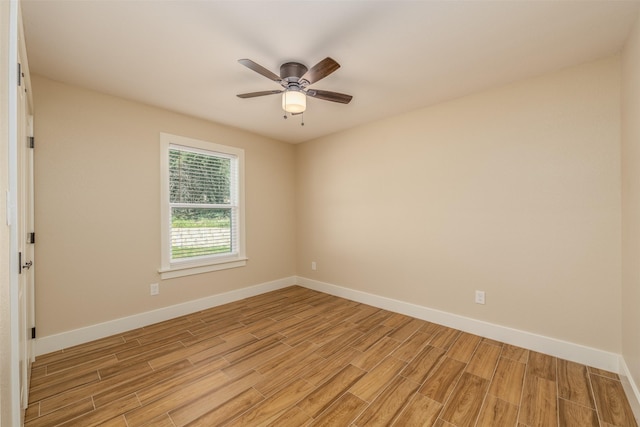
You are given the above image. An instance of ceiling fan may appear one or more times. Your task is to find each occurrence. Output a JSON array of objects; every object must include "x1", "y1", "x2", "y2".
[{"x1": 236, "y1": 57, "x2": 353, "y2": 115}]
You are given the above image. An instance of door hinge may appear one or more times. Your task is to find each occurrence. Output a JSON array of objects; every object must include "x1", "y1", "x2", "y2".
[
  {"x1": 28, "y1": 232, "x2": 35, "y2": 244},
  {"x1": 17, "y1": 63, "x2": 21, "y2": 87},
  {"x1": 28, "y1": 136, "x2": 34, "y2": 149},
  {"x1": 31, "y1": 327, "x2": 36, "y2": 339}
]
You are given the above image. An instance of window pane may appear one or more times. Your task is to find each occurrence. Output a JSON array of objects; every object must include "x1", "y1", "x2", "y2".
[
  {"x1": 171, "y1": 207, "x2": 232, "y2": 259},
  {"x1": 169, "y1": 149, "x2": 231, "y2": 204}
]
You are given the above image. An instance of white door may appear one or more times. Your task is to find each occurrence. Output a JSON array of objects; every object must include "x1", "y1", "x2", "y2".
[
  {"x1": 2, "y1": 1, "x2": 34, "y2": 425},
  {"x1": 16, "y1": 11, "x2": 35, "y2": 416}
]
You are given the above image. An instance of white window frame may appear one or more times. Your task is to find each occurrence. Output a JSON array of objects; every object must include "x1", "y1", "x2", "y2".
[{"x1": 159, "y1": 133, "x2": 246, "y2": 279}]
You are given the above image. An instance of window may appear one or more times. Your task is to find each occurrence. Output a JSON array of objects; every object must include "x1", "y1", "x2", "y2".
[{"x1": 159, "y1": 133, "x2": 246, "y2": 279}]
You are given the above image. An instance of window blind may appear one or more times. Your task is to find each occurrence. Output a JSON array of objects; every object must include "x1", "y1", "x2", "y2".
[{"x1": 168, "y1": 145, "x2": 239, "y2": 261}]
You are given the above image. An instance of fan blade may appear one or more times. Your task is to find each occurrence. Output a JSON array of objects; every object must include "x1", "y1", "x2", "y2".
[
  {"x1": 237, "y1": 90, "x2": 283, "y2": 98},
  {"x1": 300, "y1": 57, "x2": 340, "y2": 85},
  {"x1": 238, "y1": 59, "x2": 281, "y2": 82},
  {"x1": 306, "y1": 89, "x2": 352, "y2": 104}
]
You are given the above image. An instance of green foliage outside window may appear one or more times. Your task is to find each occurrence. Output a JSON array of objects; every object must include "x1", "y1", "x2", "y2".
[{"x1": 169, "y1": 149, "x2": 231, "y2": 223}]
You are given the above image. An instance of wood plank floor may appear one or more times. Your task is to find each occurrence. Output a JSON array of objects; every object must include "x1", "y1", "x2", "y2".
[{"x1": 25, "y1": 286, "x2": 638, "y2": 427}]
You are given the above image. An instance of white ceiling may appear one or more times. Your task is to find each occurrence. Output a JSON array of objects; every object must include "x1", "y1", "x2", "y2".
[{"x1": 21, "y1": 0, "x2": 640, "y2": 144}]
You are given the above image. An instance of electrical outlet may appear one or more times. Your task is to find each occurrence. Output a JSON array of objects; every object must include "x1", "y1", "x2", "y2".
[
  {"x1": 311, "y1": 261, "x2": 317, "y2": 271},
  {"x1": 150, "y1": 283, "x2": 159, "y2": 296},
  {"x1": 475, "y1": 290, "x2": 485, "y2": 305}
]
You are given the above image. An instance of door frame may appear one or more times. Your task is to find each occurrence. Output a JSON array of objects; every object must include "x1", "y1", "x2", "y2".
[{"x1": 2, "y1": 0, "x2": 22, "y2": 425}]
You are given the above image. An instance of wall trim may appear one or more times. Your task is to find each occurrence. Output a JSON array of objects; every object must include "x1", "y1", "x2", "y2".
[
  {"x1": 620, "y1": 356, "x2": 640, "y2": 422},
  {"x1": 35, "y1": 276, "x2": 296, "y2": 356},
  {"x1": 296, "y1": 276, "x2": 621, "y2": 373},
  {"x1": 35, "y1": 272, "x2": 633, "y2": 404}
]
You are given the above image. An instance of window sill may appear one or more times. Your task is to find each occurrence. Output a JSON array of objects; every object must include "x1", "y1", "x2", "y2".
[{"x1": 159, "y1": 257, "x2": 248, "y2": 279}]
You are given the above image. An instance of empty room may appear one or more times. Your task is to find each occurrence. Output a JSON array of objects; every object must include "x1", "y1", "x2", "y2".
[{"x1": 2, "y1": 0, "x2": 640, "y2": 426}]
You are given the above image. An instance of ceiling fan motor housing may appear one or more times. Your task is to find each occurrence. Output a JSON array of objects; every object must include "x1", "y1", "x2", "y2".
[{"x1": 280, "y1": 62, "x2": 308, "y2": 83}]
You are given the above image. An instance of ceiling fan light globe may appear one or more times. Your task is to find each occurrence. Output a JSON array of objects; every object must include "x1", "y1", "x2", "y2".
[{"x1": 282, "y1": 90, "x2": 306, "y2": 113}]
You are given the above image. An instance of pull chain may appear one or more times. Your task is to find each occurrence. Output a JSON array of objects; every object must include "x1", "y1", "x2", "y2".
[{"x1": 282, "y1": 110, "x2": 304, "y2": 125}]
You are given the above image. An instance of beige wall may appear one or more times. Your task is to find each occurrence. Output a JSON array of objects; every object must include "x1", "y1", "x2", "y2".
[
  {"x1": 622, "y1": 10, "x2": 640, "y2": 389},
  {"x1": 33, "y1": 54, "x2": 625, "y2": 355},
  {"x1": 32, "y1": 76, "x2": 296, "y2": 337},
  {"x1": 297, "y1": 57, "x2": 622, "y2": 352}
]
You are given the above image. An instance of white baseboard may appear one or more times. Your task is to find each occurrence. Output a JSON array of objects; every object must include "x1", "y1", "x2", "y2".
[
  {"x1": 35, "y1": 276, "x2": 296, "y2": 356},
  {"x1": 34, "y1": 273, "x2": 625, "y2": 374},
  {"x1": 620, "y1": 356, "x2": 640, "y2": 422},
  {"x1": 296, "y1": 276, "x2": 621, "y2": 373}
]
